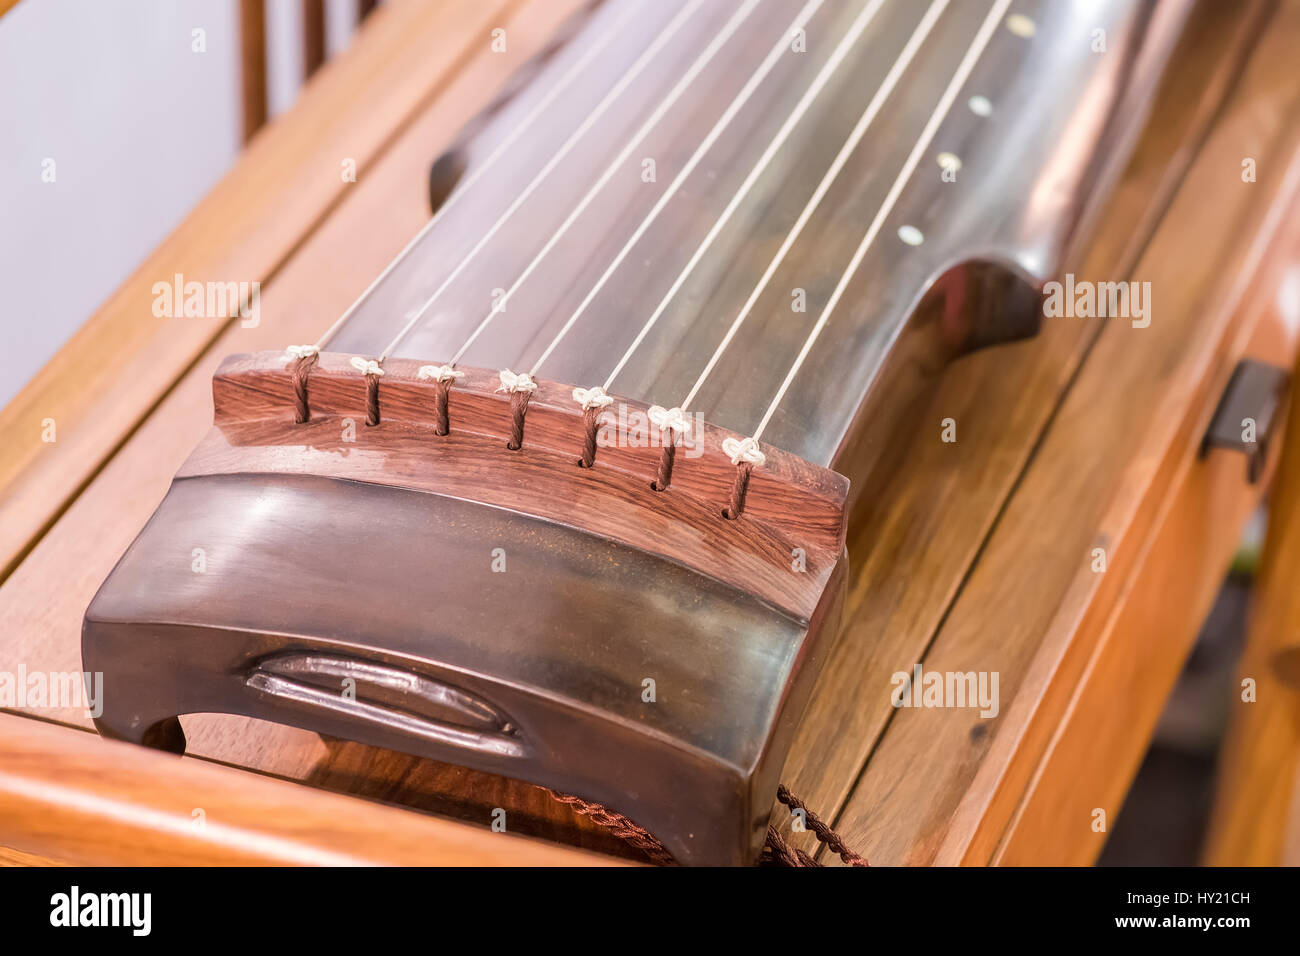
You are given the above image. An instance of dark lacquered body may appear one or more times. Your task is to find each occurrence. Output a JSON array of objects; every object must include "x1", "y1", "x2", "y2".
[{"x1": 86, "y1": 474, "x2": 846, "y2": 865}]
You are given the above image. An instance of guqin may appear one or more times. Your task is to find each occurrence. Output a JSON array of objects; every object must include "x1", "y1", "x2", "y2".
[{"x1": 85, "y1": 0, "x2": 1187, "y2": 864}]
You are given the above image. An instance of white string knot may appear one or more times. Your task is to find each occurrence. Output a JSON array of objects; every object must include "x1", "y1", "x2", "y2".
[
  {"x1": 349, "y1": 356, "x2": 385, "y2": 377},
  {"x1": 722, "y1": 436, "x2": 766, "y2": 467},
  {"x1": 285, "y1": 344, "x2": 319, "y2": 360},
  {"x1": 497, "y1": 369, "x2": 537, "y2": 394},
  {"x1": 648, "y1": 405, "x2": 692, "y2": 438},
  {"x1": 418, "y1": 364, "x2": 464, "y2": 384},
  {"x1": 572, "y1": 385, "x2": 614, "y2": 410}
]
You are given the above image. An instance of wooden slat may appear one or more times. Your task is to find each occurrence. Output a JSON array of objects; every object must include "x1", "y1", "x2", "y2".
[
  {"x1": 994, "y1": 261, "x2": 1297, "y2": 865},
  {"x1": 0, "y1": 715, "x2": 607, "y2": 866},
  {"x1": 0, "y1": 0, "x2": 521, "y2": 582},
  {"x1": 0, "y1": 846, "x2": 63, "y2": 867},
  {"x1": 823, "y1": 4, "x2": 1300, "y2": 864},
  {"x1": 303, "y1": 0, "x2": 326, "y2": 78},
  {"x1": 240, "y1": 0, "x2": 268, "y2": 141}
]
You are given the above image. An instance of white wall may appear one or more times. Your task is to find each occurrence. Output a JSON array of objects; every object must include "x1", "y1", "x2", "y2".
[{"x1": 0, "y1": 0, "x2": 362, "y2": 407}]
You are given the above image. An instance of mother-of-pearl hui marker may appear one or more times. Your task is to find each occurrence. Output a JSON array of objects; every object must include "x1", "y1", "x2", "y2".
[
  {"x1": 1006, "y1": 12, "x2": 1036, "y2": 38},
  {"x1": 898, "y1": 224, "x2": 925, "y2": 246}
]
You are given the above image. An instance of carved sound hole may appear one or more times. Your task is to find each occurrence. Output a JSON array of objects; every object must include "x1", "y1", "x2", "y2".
[{"x1": 245, "y1": 652, "x2": 526, "y2": 759}]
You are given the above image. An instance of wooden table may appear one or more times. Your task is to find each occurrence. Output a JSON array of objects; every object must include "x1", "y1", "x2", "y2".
[{"x1": 3, "y1": 0, "x2": 1299, "y2": 866}]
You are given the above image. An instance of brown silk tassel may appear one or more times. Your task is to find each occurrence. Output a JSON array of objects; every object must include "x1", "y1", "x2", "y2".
[
  {"x1": 539, "y1": 788, "x2": 675, "y2": 867},
  {"x1": 762, "y1": 826, "x2": 817, "y2": 867},
  {"x1": 725, "y1": 461, "x2": 753, "y2": 518},
  {"x1": 290, "y1": 353, "x2": 318, "y2": 424},
  {"x1": 539, "y1": 783, "x2": 866, "y2": 867},
  {"x1": 433, "y1": 380, "x2": 452, "y2": 435},
  {"x1": 507, "y1": 390, "x2": 531, "y2": 450},
  {"x1": 653, "y1": 440, "x2": 677, "y2": 491},
  {"x1": 775, "y1": 784, "x2": 869, "y2": 867},
  {"x1": 364, "y1": 372, "x2": 381, "y2": 426},
  {"x1": 579, "y1": 406, "x2": 601, "y2": 467}
]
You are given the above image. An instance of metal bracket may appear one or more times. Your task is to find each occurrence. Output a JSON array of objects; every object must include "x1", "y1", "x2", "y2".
[{"x1": 1200, "y1": 359, "x2": 1290, "y2": 484}]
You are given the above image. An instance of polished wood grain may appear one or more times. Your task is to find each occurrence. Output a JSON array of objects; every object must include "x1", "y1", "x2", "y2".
[
  {"x1": 0, "y1": 715, "x2": 606, "y2": 865},
  {"x1": 816, "y1": 1, "x2": 1300, "y2": 864},
  {"x1": 995, "y1": 251, "x2": 1297, "y2": 866},
  {"x1": 0, "y1": 846, "x2": 63, "y2": 867},
  {"x1": 0, "y1": 0, "x2": 524, "y2": 582},
  {"x1": 768, "y1": 0, "x2": 1280, "y2": 863},
  {"x1": 186, "y1": 350, "x2": 847, "y2": 619}
]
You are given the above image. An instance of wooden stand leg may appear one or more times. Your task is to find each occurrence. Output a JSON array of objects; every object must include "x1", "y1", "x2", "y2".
[
  {"x1": 240, "y1": 0, "x2": 267, "y2": 143},
  {"x1": 1203, "y1": 360, "x2": 1300, "y2": 865}
]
